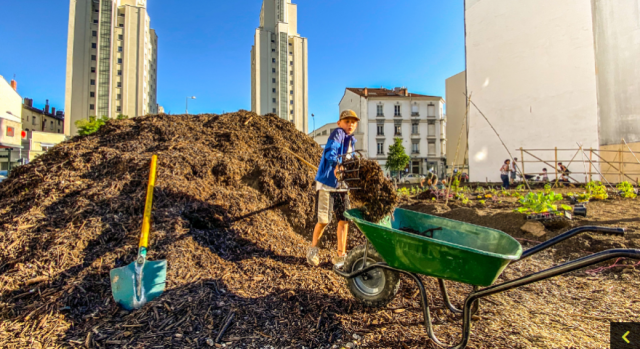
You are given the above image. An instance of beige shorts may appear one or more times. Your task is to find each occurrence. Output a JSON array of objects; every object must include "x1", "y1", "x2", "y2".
[{"x1": 315, "y1": 184, "x2": 350, "y2": 224}]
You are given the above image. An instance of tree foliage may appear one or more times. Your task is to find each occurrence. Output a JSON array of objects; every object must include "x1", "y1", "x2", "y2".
[
  {"x1": 385, "y1": 138, "x2": 410, "y2": 178},
  {"x1": 75, "y1": 116, "x2": 110, "y2": 136}
]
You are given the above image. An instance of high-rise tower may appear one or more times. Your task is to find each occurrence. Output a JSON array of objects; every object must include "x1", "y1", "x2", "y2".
[
  {"x1": 251, "y1": 0, "x2": 308, "y2": 133},
  {"x1": 65, "y1": 0, "x2": 158, "y2": 135}
]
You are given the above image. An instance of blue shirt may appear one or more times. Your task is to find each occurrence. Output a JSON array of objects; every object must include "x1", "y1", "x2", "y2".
[{"x1": 315, "y1": 128, "x2": 356, "y2": 188}]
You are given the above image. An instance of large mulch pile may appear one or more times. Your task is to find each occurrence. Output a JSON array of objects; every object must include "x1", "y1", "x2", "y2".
[
  {"x1": 345, "y1": 159, "x2": 398, "y2": 222},
  {"x1": 0, "y1": 112, "x2": 636, "y2": 349}
]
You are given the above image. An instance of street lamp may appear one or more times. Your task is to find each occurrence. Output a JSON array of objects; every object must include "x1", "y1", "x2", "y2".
[
  {"x1": 185, "y1": 96, "x2": 196, "y2": 114},
  {"x1": 311, "y1": 113, "x2": 315, "y2": 141}
]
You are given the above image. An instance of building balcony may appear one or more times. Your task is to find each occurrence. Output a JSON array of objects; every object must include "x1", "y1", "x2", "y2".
[
  {"x1": 394, "y1": 114, "x2": 402, "y2": 118},
  {"x1": 427, "y1": 115, "x2": 436, "y2": 119},
  {"x1": 376, "y1": 114, "x2": 384, "y2": 117},
  {"x1": 411, "y1": 112, "x2": 420, "y2": 117},
  {"x1": 427, "y1": 134, "x2": 437, "y2": 139}
]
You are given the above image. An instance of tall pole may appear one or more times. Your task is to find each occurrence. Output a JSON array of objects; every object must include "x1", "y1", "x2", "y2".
[
  {"x1": 186, "y1": 96, "x2": 196, "y2": 114},
  {"x1": 312, "y1": 114, "x2": 315, "y2": 141}
]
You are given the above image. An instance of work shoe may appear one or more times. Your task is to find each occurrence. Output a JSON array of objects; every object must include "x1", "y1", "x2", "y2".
[
  {"x1": 332, "y1": 254, "x2": 346, "y2": 269},
  {"x1": 306, "y1": 246, "x2": 320, "y2": 266}
]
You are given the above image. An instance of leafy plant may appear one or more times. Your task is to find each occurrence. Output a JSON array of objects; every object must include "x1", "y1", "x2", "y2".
[
  {"x1": 478, "y1": 200, "x2": 486, "y2": 205},
  {"x1": 75, "y1": 116, "x2": 110, "y2": 136},
  {"x1": 617, "y1": 181, "x2": 637, "y2": 199},
  {"x1": 515, "y1": 191, "x2": 565, "y2": 214},
  {"x1": 543, "y1": 184, "x2": 551, "y2": 194},
  {"x1": 116, "y1": 114, "x2": 129, "y2": 120},
  {"x1": 585, "y1": 181, "x2": 608, "y2": 200},
  {"x1": 397, "y1": 187, "x2": 411, "y2": 197}
]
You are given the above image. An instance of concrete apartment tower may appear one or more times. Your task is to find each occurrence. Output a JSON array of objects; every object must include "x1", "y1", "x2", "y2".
[
  {"x1": 251, "y1": 0, "x2": 308, "y2": 133},
  {"x1": 64, "y1": 0, "x2": 158, "y2": 136}
]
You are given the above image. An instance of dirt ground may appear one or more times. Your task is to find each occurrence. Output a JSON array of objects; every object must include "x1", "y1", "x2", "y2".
[{"x1": 1, "y1": 112, "x2": 638, "y2": 349}]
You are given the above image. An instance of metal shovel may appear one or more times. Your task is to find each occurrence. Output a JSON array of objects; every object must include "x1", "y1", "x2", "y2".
[{"x1": 110, "y1": 155, "x2": 167, "y2": 310}]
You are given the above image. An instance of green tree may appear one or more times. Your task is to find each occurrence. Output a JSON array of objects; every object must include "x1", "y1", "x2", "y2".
[
  {"x1": 385, "y1": 138, "x2": 410, "y2": 179},
  {"x1": 75, "y1": 116, "x2": 110, "y2": 136},
  {"x1": 116, "y1": 114, "x2": 129, "y2": 120}
]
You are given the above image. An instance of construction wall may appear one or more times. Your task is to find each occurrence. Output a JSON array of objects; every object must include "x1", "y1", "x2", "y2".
[
  {"x1": 599, "y1": 142, "x2": 640, "y2": 184},
  {"x1": 592, "y1": 0, "x2": 640, "y2": 146},
  {"x1": 465, "y1": 0, "x2": 600, "y2": 182},
  {"x1": 445, "y1": 71, "x2": 467, "y2": 173}
]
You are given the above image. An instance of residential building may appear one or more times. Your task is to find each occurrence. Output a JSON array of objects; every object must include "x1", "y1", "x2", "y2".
[
  {"x1": 309, "y1": 122, "x2": 336, "y2": 149},
  {"x1": 251, "y1": 0, "x2": 308, "y2": 133},
  {"x1": 157, "y1": 105, "x2": 164, "y2": 114},
  {"x1": 445, "y1": 71, "x2": 468, "y2": 174},
  {"x1": 21, "y1": 131, "x2": 68, "y2": 163},
  {"x1": 65, "y1": 0, "x2": 158, "y2": 136},
  {"x1": 22, "y1": 98, "x2": 65, "y2": 134},
  {"x1": 338, "y1": 87, "x2": 446, "y2": 177},
  {"x1": 465, "y1": 0, "x2": 640, "y2": 182},
  {"x1": 0, "y1": 76, "x2": 23, "y2": 170}
]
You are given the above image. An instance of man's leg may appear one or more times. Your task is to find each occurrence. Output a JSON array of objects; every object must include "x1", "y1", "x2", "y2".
[{"x1": 336, "y1": 221, "x2": 348, "y2": 256}]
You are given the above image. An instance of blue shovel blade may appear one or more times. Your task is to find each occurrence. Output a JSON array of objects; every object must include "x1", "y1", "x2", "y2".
[{"x1": 110, "y1": 260, "x2": 167, "y2": 311}]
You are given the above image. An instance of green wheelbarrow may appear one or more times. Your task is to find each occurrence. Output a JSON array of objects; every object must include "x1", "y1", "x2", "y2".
[{"x1": 334, "y1": 207, "x2": 640, "y2": 349}]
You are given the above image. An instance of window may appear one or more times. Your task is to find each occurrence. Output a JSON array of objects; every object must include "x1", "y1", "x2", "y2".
[
  {"x1": 118, "y1": 46, "x2": 122, "y2": 52},
  {"x1": 272, "y1": 68, "x2": 276, "y2": 73},
  {"x1": 272, "y1": 78, "x2": 276, "y2": 83},
  {"x1": 90, "y1": 104, "x2": 95, "y2": 110},
  {"x1": 272, "y1": 108, "x2": 276, "y2": 113},
  {"x1": 428, "y1": 103, "x2": 436, "y2": 118},
  {"x1": 90, "y1": 79, "x2": 95, "y2": 85},
  {"x1": 272, "y1": 98, "x2": 276, "y2": 103},
  {"x1": 411, "y1": 103, "x2": 419, "y2": 116},
  {"x1": 290, "y1": 100, "x2": 293, "y2": 105},
  {"x1": 290, "y1": 71, "x2": 293, "y2": 76},
  {"x1": 272, "y1": 49, "x2": 275, "y2": 52},
  {"x1": 288, "y1": 43, "x2": 292, "y2": 46},
  {"x1": 290, "y1": 80, "x2": 293, "y2": 85},
  {"x1": 290, "y1": 90, "x2": 293, "y2": 95},
  {"x1": 428, "y1": 121, "x2": 436, "y2": 136},
  {"x1": 289, "y1": 61, "x2": 293, "y2": 66},
  {"x1": 394, "y1": 105, "x2": 401, "y2": 117},
  {"x1": 377, "y1": 123, "x2": 384, "y2": 136},
  {"x1": 58, "y1": 120, "x2": 61, "y2": 125},
  {"x1": 93, "y1": 19, "x2": 98, "y2": 24},
  {"x1": 91, "y1": 67, "x2": 96, "y2": 73},
  {"x1": 117, "y1": 70, "x2": 122, "y2": 76},
  {"x1": 92, "y1": 30, "x2": 97, "y2": 37},
  {"x1": 32, "y1": 116, "x2": 36, "y2": 125},
  {"x1": 412, "y1": 141, "x2": 419, "y2": 154},
  {"x1": 117, "y1": 94, "x2": 121, "y2": 100},
  {"x1": 6, "y1": 126, "x2": 14, "y2": 137},
  {"x1": 428, "y1": 141, "x2": 436, "y2": 155},
  {"x1": 117, "y1": 106, "x2": 121, "y2": 112},
  {"x1": 377, "y1": 142, "x2": 384, "y2": 155},
  {"x1": 412, "y1": 122, "x2": 419, "y2": 134},
  {"x1": 289, "y1": 51, "x2": 292, "y2": 55},
  {"x1": 50, "y1": 121, "x2": 54, "y2": 130},
  {"x1": 92, "y1": 43, "x2": 96, "y2": 49},
  {"x1": 290, "y1": 110, "x2": 293, "y2": 114},
  {"x1": 272, "y1": 58, "x2": 276, "y2": 63},
  {"x1": 394, "y1": 121, "x2": 402, "y2": 136},
  {"x1": 272, "y1": 88, "x2": 276, "y2": 93},
  {"x1": 119, "y1": 34, "x2": 123, "y2": 40},
  {"x1": 322, "y1": 130, "x2": 327, "y2": 135},
  {"x1": 118, "y1": 58, "x2": 122, "y2": 64},
  {"x1": 117, "y1": 82, "x2": 121, "y2": 88},
  {"x1": 91, "y1": 55, "x2": 96, "y2": 61},
  {"x1": 377, "y1": 104, "x2": 384, "y2": 116},
  {"x1": 271, "y1": 39, "x2": 275, "y2": 43},
  {"x1": 90, "y1": 92, "x2": 95, "y2": 97}
]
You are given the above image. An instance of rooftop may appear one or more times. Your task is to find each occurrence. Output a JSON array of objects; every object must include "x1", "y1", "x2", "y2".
[{"x1": 346, "y1": 87, "x2": 441, "y2": 99}]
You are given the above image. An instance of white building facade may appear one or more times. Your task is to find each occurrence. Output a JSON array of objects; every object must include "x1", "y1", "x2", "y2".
[
  {"x1": 65, "y1": 0, "x2": 158, "y2": 136},
  {"x1": 251, "y1": 0, "x2": 308, "y2": 133},
  {"x1": 337, "y1": 88, "x2": 446, "y2": 177}
]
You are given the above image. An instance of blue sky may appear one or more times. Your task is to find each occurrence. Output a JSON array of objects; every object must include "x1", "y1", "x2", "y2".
[{"x1": 0, "y1": 0, "x2": 465, "y2": 129}]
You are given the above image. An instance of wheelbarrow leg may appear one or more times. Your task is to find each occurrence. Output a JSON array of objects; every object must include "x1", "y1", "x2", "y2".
[{"x1": 437, "y1": 279, "x2": 478, "y2": 316}]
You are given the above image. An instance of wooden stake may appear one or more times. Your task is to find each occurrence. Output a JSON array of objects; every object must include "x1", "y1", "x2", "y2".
[
  {"x1": 554, "y1": 147, "x2": 559, "y2": 188},
  {"x1": 589, "y1": 148, "x2": 593, "y2": 182},
  {"x1": 520, "y1": 147, "x2": 525, "y2": 183},
  {"x1": 619, "y1": 141, "x2": 623, "y2": 184}
]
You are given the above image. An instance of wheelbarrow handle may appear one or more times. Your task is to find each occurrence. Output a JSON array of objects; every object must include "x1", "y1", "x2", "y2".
[{"x1": 518, "y1": 225, "x2": 625, "y2": 261}]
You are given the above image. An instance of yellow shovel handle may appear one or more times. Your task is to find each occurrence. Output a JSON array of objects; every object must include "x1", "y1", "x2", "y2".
[{"x1": 139, "y1": 155, "x2": 158, "y2": 249}]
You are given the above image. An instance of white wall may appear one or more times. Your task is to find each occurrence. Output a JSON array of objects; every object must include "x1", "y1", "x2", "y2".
[
  {"x1": 0, "y1": 76, "x2": 22, "y2": 119},
  {"x1": 465, "y1": 0, "x2": 600, "y2": 181}
]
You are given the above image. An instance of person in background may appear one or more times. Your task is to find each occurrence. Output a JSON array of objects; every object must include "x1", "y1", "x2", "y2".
[
  {"x1": 558, "y1": 162, "x2": 570, "y2": 182},
  {"x1": 511, "y1": 158, "x2": 519, "y2": 184},
  {"x1": 500, "y1": 159, "x2": 511, "y2": 189},
  {"x1": 541, "y1": 168, "x2": 549, "y2": 182},
  {"x1": 420, "y1": 170, "x2": 439, "y2": 190}
]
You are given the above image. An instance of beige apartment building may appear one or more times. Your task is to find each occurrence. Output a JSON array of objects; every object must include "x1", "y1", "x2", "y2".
[
  {"x1": 251, "y1": 0, "x2": 308, "y2": 133},
  {"x1": 21, "y1": 98, "x2": 65, "y2": 134},
  {"x1": 65, "y1": 0, "x2": 158, "y2": 136},
  {"x1": 445, "y1": 71, "x2": 468, "y2": 174}
]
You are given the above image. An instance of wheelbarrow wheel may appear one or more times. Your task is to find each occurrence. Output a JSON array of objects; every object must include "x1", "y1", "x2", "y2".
[{"x1": 344, "y1": 244, "x2": 400, "y2": 308}]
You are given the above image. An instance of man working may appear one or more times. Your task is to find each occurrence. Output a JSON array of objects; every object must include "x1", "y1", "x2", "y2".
[
  {"x1": 307, "y1": 110, "x2": 359, "y2": 267},
  {"x1": 420, "y1": 170, "x2": 439, "y2": 190},
  {"x1": 558, "y1": 162, "x2": 570, "y2": 182}
]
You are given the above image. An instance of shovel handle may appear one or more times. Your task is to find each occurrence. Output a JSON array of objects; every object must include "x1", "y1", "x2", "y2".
[{"x1": 139, "y1": 155, "x2": 158, "y2": 250}]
